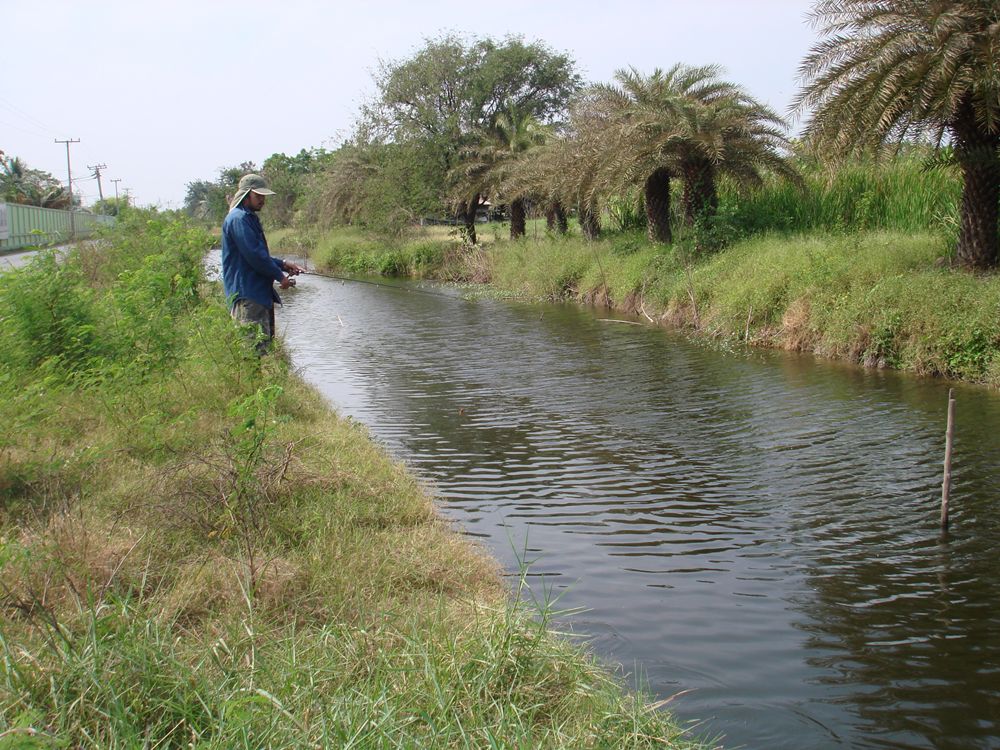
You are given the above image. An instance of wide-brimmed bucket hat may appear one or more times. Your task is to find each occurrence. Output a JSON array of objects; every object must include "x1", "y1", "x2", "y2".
[{"x1": 229, "y1": 173, "x2": 276, "y2": 210}]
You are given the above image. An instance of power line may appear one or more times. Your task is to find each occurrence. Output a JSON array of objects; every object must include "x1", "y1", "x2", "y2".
[
  {"x1": 0, "y1": 95, "x2": 57, "y2": 135},
  {"x1": 0, "y1": 118, "x2": 53, "y2": 140},
  {"x1": 301, "y1": 269, "x2": 461, "y2": 300}
]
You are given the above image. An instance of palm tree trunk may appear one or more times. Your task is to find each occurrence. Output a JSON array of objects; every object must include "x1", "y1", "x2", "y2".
[
  {"x1": 545, "y1": 201, "x2": 568, "y2": 234},
  {"x1": 579, "y1": 201, "x2": 601, "y2": 240},
  {"x1": 644, "y1": 167, "x2": 672, "y2": 244},
  {"x1": 956, "y1": 157, "x2": 999, "y2": 269},
  {"x1": 950, "y1": 98, "x2": 999, "y2": 269},
  {"x1": 681, "y1": 158, "x2": 718, "y2": 226},
  {"x1": 458, "y1": 194, "x2": 479, "y2": 245},
  {"x1": 554, "y1": 202, "x2": 568, "y2": 234},
  {"x1": 510, "y1": 197, "x2": 526, "y2": 239}
]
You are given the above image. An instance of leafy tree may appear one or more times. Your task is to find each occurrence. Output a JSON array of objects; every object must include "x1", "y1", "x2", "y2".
[
  {"x1": 92, "y1": 197, "x2": 129, "y2": 216},
  {"x1": 262, "y1": 149, "x2": 330, "y2": 226},
  {"x1": 360, "y1": 33, "x2": 580, "y2": 241},
  {"x1": 183, "y1": 179, "x2": 228, "y2": 223},
  {"x1": 307, "y1": 140, "x2": 447, "y2": 236},
  {"x1": 309, "y1": 145, "x2": 377, "y2": 226},
  {"x1": 183, "y1": 162, "x2": 258, "y2": 225},
  {"x1": 795, "y1": 0, "x2": 1000, "y2": 269},
  {"x1": 367, "y1": 33, "x2": 579, "y2": 140}
]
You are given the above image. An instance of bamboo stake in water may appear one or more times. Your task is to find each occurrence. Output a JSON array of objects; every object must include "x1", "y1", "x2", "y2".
[{"x1": 941, "y1": 388, "x2": 956, "y2": 531}]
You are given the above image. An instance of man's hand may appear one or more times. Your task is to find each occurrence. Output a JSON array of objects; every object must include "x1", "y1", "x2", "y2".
[
  {"x1": 283, "y1": 261, "x2": 305, "y2": 275},
  {"x1": 279, "y1": 273, "x2": 296, "y2": 289}
]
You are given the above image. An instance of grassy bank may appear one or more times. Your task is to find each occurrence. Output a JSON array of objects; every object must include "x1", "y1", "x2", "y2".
[
  {"x1": 0, "y1": 213, "x2": 705, "y2": 748},
  {"x1": 293, "y1": 222, "x2": 1000, "y2": 387}
]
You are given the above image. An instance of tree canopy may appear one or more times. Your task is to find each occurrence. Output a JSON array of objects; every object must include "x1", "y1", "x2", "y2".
[
  {"x1": 1, "y1": 152, "x2": 72, "y2": 209},
  {"x1": 366, "y1": 33, "x2": 580, "y2": 143},
  {"x1": 339, "y1": 33, "x2": 581, "y2": 239}
]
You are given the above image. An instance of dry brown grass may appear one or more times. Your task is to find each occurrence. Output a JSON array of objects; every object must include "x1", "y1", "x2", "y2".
[
  {"x1": 779, "y1": 297, "x2": 818, "y2": 352},
  {"x1": 2, "y1": 506, "x2": 150, "y2": 620},
  {"x1": 443, "y1": 244, "x2": 494, "y2": 283}
]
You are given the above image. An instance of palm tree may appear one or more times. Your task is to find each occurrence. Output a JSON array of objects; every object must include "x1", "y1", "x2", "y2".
[
  {"x1": 1, "y1": 154, "x2": 70, "y2": 208},
  {"x1": 1, "y1": 154, "x2": 27, "y2": 202},
  {"x1": 520, "y1": 115, "x2": 607, "y2": 240},
  {"x1": 795, "y1": 0, "x2": 1000, "y2": 270},
  {"x1": 506, "y1": 135, "x2": 574, "y2": 235},
  {"x1": 589, "y1": 65, "x2": 795, "y2": 244},
  {"x1": 453, "y1": 105, "x2": 550, "y2": 239},
  {"x1": 677, "y1": 93, "x2": 796, "y2": 227},
  {"x1": 588, "y1": 68, "x2": 700, "y2": 243}
]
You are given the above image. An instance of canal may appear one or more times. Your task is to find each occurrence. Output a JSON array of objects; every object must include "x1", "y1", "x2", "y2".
[{"x1": 276, "y1": 270, "x2": 1000, "y2": 750}]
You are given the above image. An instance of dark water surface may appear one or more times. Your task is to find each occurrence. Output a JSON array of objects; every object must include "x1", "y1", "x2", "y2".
[{"x1": 277, "y1": 272, "x2": 1000, "y2": 750}]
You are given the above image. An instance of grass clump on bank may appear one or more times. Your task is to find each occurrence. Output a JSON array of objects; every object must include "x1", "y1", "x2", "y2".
[{"x1": 0, "y1": 211, "x2": 705, "y2": 748}]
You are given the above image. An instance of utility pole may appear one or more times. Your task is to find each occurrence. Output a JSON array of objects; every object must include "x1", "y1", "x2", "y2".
[
  {"x1": 111, "y1": 178, "x2": 121, "y2": 203},
  {"x1": 55, "y1": 137, "x2": 80, "y2": 239},
  {"x1": 88, "y1": 163, "x2": 107, "y2": 202}
]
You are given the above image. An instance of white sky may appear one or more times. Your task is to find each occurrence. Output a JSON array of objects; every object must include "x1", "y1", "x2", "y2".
[{"x1": 2, "y1": 0, "x2": 819, "y2": 209}]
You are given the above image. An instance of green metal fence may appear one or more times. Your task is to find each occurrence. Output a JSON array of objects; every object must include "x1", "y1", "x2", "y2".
[{"x1": 0, "y1": 202, "x2": 116, "y2": 252}]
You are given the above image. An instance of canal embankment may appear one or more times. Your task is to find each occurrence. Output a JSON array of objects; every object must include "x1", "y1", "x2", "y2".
[
  {"x1": 0, "y1": 213, "x2": 708, "y2": 746},
  {"x1": 283, "y1": 223, "x2": 1000, "y2": 389}
]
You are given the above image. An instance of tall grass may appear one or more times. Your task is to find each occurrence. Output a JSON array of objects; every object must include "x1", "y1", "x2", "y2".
[
  {"x1": 719, "y1": 153, "x2": 962, "y2": 239},
  {"x1": 2, "y1": 572, "x2": 697, "y2": 748},
  {"x1": 0, "y1": 212, "x2": 705, "y2": 748}
]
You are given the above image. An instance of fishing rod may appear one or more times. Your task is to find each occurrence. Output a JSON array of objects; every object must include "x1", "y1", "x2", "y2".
[{"x1": 299, "y1": 268, "x2": 461, "y2": 300}]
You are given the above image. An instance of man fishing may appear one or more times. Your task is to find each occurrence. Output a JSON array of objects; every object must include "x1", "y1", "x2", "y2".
[{"x1": 221, "y1": 173, "x2": 304, "y2": 354}]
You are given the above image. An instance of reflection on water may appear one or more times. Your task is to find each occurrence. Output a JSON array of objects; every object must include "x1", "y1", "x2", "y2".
[{"x1": 277, "y1": 271, "x2": 1000, "y2": 750}]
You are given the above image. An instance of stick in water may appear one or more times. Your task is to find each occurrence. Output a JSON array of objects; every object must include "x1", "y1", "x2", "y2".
[{"x1": 941, "y1": 388, "x2": 956, "y2": 531}]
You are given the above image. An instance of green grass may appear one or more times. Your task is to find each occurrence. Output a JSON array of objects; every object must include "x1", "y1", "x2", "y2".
[
  {"x1": 720, "y1": 154, "x2": 962, "y2": 237},
  {"x1": 684, "y1": 231, "x2": 1000, "y2": 380},
  {"x1": 0, "y1": 212, "x2": 705, "y2": 749},
  {"x1": 2, "y1": 579, "x2": 695, "y2": 748},
  {"x1": 290, "y1": 225, "x2": 451, "y2": 278}
]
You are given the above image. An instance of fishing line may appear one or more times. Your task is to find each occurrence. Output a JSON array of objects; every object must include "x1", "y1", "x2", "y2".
[{"x1": 300, "y1": 269, "x2": 460, "y2": 300}]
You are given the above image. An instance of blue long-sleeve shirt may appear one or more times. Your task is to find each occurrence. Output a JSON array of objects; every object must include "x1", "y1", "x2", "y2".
[{"x1": 221, "y1": 206, "x2": 286, "y2": 309}]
